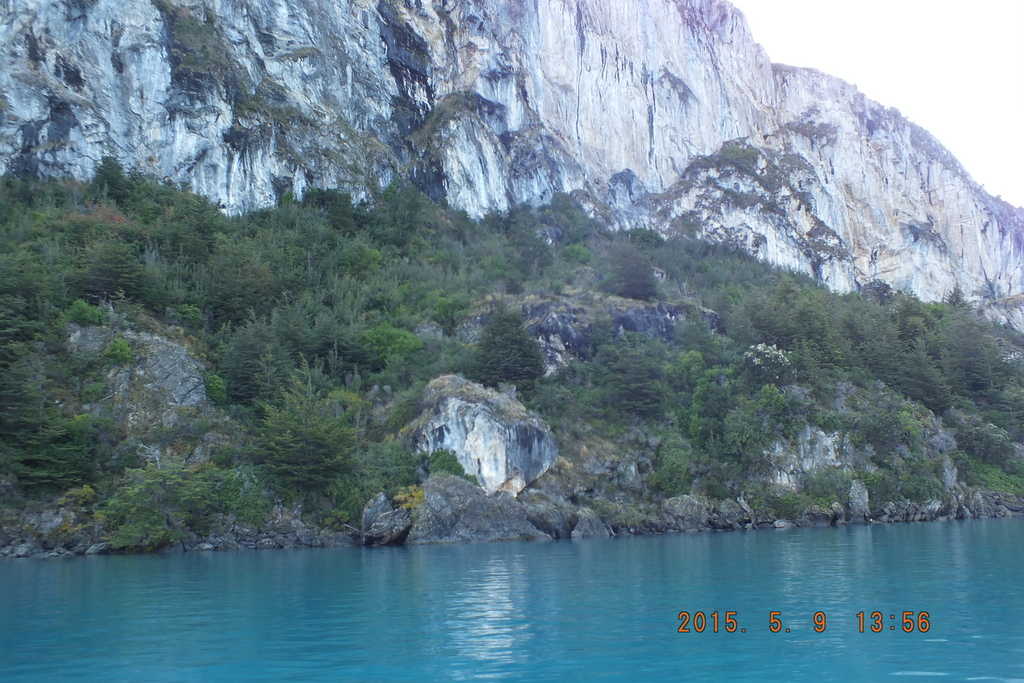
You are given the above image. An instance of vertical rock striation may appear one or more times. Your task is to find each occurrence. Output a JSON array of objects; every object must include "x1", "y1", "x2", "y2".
[
  {"x1": 410, "y1": 375, "x2": 558, "y2": 494},
  {"x1": 1, "y1": 0, "x2": 1022, "y2": 311}
]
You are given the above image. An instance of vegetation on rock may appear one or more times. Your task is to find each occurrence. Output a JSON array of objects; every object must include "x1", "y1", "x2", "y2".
[{"x1": 1, "y1": 160, "x2": 1023, "y2": 551}]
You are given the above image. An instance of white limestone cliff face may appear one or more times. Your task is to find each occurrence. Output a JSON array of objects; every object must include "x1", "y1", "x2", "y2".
[
  {"x1": 411, "y1": 375, "x2": 558, "y2": 494},
  {"x1": 766, "y1": 425, "x2": 854, "y2": 491},
  {"x1": 0, "y1": 0, "x2": 418, "y2": 209},
  {"x1": 2, "y1": 0, "x2": 1022, "y2": 312}
]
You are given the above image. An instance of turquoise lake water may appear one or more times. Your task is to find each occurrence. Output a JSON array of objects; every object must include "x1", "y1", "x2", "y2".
[{"x1": 1, "y1": 518, "x2": 1022, "y2": 681}]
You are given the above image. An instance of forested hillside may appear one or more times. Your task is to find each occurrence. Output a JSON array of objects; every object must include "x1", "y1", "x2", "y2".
[{"x1": 2, "y1": 161, "x2": 1023, "y2": 552}]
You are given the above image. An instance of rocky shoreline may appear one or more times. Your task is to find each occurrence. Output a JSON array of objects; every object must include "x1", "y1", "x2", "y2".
[{"x1": 3, "y1": 475, "x2": 1022, "y2": 559}]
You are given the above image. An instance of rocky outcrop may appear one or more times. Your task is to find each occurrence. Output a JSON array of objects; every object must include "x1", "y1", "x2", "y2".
[
  {"x1": 662, "y1": 494, "x2": 711, "y2": 531},
  {"x1": 69, "y1": 322, "x2": 233, "y2": 466},
  {"x1": 0, "y1": 499, "x2": 361, "y2": 558},
  {"x1": 2, "y1": 0, "x2": 1021, "y2": 317},
  {"x1": 569, "y1": 507, "x2": 610, "y2": 539},
  {"x1": 767, "y1": 425, "x2": 859, "y2": 491},
  {"x1": 848, "y1": 479, "x2": 870, "y2": 524},
  {"x1": 708, "y1": 498, "x2": 751, "y2": 530},
  {"x1": 796, "y1": 505, "x2": 834, "y2": 527},
  {"x1": 405, "y1": 474, "x2": 551, "y2": 544},
  {"x1": 457, "y1": 294, "x2": 717, "y2": 375},
  {"x1": 200, "y1": 504, "x2": 359, "y2": 550},
  {"x1": 360, "y1": 493, "x2": 413, "y2": 546},
  {"x1": 411, "y1": 375, "x2": 558, "y2": 494},
  {"x1": 519, "y1": 490, "x2": 575, "y2": 539}
]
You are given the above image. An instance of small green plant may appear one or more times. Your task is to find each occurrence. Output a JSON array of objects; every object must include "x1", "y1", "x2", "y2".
[
  {"x1": 59, "y1": 484, "x2": 97, "y2": 508},
  {"x1": 174, "y1": 303, "x2": 204, "y2": 328},
  {"x1": 428, "y1": 449, "x2": 478, "y2": 484},
  {"x1": 393, "y1": 485, "x2": 424, "y2": 509},
  {"x1": 103, "y1": 337, "x2": 133, "y2": 365},
  {"x1": 67, "y1": 299, "x2": 105, "y2": 326},
  {"x1": 563, "y1": 244, "x2": 592, "y2": 265},
  {"x1": 205, "y1": 374, "x2": 228, "y2": 405},
  {"x1": 321, "y1": 509, "x2": 351, "y2": 530}
]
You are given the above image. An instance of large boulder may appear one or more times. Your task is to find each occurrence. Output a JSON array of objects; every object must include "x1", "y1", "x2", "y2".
[
  {"x1": 411, "y1": 375, "x2": 558, "y2": 494},
  {"x1": 709, "y1": 498, "x2": 752, "y2": 530},
  {"x1": 797, "y1": 504, "x2": 835, "y2": 527},
  {"x1": 361, "y1": 493, "x2": 413, "y2": 546},
  {"x1": 848, "y1": 479, "x2": 870, "y2": 524},
  {"x1": 663, "y1": 494, "x2": 711, "y2": 531},
  {"x1": 570, "y1": 508, "x2": 610, "y2": 539},
  {"x1": 519, "y1": 491, "x2": 575, "y2": 539},
  {"x1": 406, "y1": 475, "x2": 551, "y2": 544}
]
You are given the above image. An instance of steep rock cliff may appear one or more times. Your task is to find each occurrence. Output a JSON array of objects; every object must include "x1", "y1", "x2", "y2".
[{"x1": 2, "y1": 0, "x2": 1022, "y2": 311}]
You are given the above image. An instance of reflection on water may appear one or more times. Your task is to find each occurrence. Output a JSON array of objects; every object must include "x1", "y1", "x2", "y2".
[
  {"x1": 446, "y1": 557, "x2": 527, "y2": 676},
  {"x1": 1, "y1": 519, "x2": 1023, "y2": 681}
]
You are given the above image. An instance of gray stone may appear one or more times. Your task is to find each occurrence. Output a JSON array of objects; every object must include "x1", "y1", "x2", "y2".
[
  {"x1": 415, "y1": 322, "x2": 444, "y2": 340},
  {"x1": 797, "y1": 505, "x2": 834, "y2": 527},
  {"x1": 361, "y1": 492, "x2": 412, "y2": 546},
  {"x1": 361, "y1": 493, "x2": 392, "y2": 535},
  {"x1": 609, "y1": 302, "x2": 682, "y2": 344},
  {"x1": 363, "y1": 509, "x2": 413, "y2": 547},
  {"x1": 67, "y1": 324, "x2": 112, "y2": 353},
  {"x1": 318, "y1": 531, "x2": 359, "y2": 548},
  {"x1": 848, "y1": 479, "x2": 870, "y2": 524},
  {"x1": 831, "y1": 501, "x2": 847, "y2": 524},
  {"x1": 519, "y1": 491, "x2": 574, "y2": 539},
  {"x1": 255, "y1": 538, "x2": 278, "y2": 550},
  {"x1": 709, "y1": 499, "x2": 751, "y2": 530},
  {"x1": 571, "y1": 508, "x2": 610, "y2": 539},
  {"x1": 663, "y1": 495, "x2": 711, "y2": 531},
  {"x1": 295, "y1": 526, "x2": 315, "y2": 546},
  {"x1": 407, "y1": 474, "x2": 551, "y2": 544},
  {"x1": 85, "y1": 542, "x2": 110, "y2": 556},
  {"x1": 192, "y1": 542, "x2": 215, "y2": 552},
  {"x1": 273, "y1": 533, "x2": 299, "y2": 548}
]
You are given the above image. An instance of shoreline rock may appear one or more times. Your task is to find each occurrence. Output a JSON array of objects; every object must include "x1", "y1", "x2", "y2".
[{"x1": 4, "y1": 486, "x2": 1024, "y2": 559}]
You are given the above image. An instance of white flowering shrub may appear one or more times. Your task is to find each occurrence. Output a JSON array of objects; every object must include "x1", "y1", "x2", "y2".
[{"x1": 743, "y1": 343, "x2": 791, "y2": 383}]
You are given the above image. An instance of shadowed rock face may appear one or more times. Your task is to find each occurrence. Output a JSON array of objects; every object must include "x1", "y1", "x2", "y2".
[
  {"x1": 2, "y1": 0, "x2": 1022, "y2": 319},
  {"x1": 456, "y1": 295, "x2": 719, "y2": 376},
  {"x1": 405, "y1": 474, "x2": 551, "y2": 544},
  {"x1": 360, "y1": 493, "x2": 413, "y2": 546},
  {"x1": 411, "y1": 375, "x2": 558, "y2": 494}
]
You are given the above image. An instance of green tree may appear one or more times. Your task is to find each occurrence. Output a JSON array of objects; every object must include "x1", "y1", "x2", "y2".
[
  {"x1": 101, "y1": 462, "x2": 221, "y2": 551},
  {"x1": 93, "y1": 156, "x2": 134, "y2": 205},
  {"x1": 593, "y1": 333, "x2": 668, "y2": 420},
  {"x1": 604, "y1": 243, "x2": 658, "y2": 301},
  {"x1": 218, "y1": 319, "x2": 294, "y2": 403},
  {"x1": 468, "y1": 304, "x2": 545, "y2": 396},
  {"x1": 0, "y1": 356, "x2": 97, "y2": 493},
  {"x1": 257, "y1": 368, "x2": 354, "y2": 498}
]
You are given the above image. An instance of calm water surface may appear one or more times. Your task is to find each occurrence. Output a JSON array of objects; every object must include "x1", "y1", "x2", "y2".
[{"x1": 2, "y1": 518, "x2": 1022, "y2": 681}]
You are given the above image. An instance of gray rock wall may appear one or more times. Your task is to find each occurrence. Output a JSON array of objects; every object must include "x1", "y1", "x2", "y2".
[{"x1": 2, "y1": 1, "x2": 1022, "y2": 317}]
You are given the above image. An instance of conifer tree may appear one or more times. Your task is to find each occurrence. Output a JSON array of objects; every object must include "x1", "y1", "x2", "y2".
[
  {"x1": 257, "y1": 366, "x2": 353, "y2": 498},
  {"x1": 469, "y1": 304, "x2": 545, "y2": 396},
  {"x1": 605, "y1": 243, "x2": 659, "y2": 301}
]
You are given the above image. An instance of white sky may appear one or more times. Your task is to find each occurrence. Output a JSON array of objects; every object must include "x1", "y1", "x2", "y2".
[{"x1": 727, "y1": 0, "x2": 1024, "y2": 208}]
